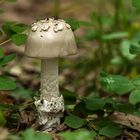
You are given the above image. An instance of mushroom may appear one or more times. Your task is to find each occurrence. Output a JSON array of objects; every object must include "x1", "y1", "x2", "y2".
[{"x1": 24, "y1": 18, "x2": 77, "y2": 131}]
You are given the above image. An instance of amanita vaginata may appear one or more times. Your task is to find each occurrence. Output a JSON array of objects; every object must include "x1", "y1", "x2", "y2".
[{"x1": 24, "y1": 18, "x2": 77, "y2": 131}]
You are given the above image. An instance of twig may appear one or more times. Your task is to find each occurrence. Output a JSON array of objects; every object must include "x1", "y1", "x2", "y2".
[{"x1": 0, "y1": 39, "x2": 11, "y2": 46}]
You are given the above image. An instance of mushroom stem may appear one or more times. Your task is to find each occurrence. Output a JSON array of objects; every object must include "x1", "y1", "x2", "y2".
[
  {"x1": 41, "y1": 58, "x2": 59, "y2": 100},
  {"x1": 35, "y1": 58, "x2": 64, "y2": 131}
]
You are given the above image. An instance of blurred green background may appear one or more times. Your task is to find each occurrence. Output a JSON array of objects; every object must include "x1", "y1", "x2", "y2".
[{"x1": 1, "y1": 0, "x2": 139, "y2": 97}]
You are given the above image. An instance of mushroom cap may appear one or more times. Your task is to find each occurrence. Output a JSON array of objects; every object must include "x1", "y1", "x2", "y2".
[{"x1": 25, "y1": 18, "x2": 77, "y2": 59}]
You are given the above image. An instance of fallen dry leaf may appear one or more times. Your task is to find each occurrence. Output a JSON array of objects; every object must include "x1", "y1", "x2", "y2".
[{"x1": 111, "y1": 111, "x2": 140, "y2": 132}]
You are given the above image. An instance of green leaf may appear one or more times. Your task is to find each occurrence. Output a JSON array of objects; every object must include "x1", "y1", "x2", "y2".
[
  {"x1": 111, "y1": 56, "x2": 123, "y2": 65},
  {"x1": 12, "y1": 86, "x2": 34, "y2": 99},
  {"x1": 0, "y1": 76, "x2": 16, "y2": 90},
  {"x1": 2, "y1": 21, "x2": 16, "y2": 36},
  {"x1": 73, "y1": 101, "x2": 90, "y2": 117},
  {"x1": 132, "y1": 0, "x2": 140, "y2": 10},
  {"x1": 129, "y1": 90, "x2": 140, "y2": 105},
  {"x1": 85, "y1": 30, "x2": 99, "y2": 41},
  {"x1": 133, "y1": 110, "x2": 140, "y2": 116},
  {"x1": 11, "y1": 34, "x2": 27, "y2": 46},
  {"x1": 92, "y1": 117, "x2": 112, "y2": 129},
  {"x1": 103, "y1": 98, "x2": 116, "y2": 113},
  {"x1": 78, "y1": 21, "x2": 94, "y2": 26},
  {"x1": 99, "y1": 123, "x2": 122, "y2": 138},
  {"x1": 59, "y1": 129, "x2": 96, "y2": 140},
  {"x1": 100, "y1": 72, "x2": 134, "y2": 95},
  {"x1": 65, "y1": 114, "x2": 86, "y2": 129},
  {"x1": 129, "y1": 33, "x2": 140, "y2": 54},
  {"x1": 131, "y1": 76, "x2": 140, "y2": 87},
  {"x1": 61, "y1": 89, "x2": 77, "y2": 105},
  {"x1": 35, "y1": 132, "x2": 52, "y2": 140},
  {"x1": 0, "y1": 48, "x2": 4, "y2": 59},
  {"x1": 2, "y1": 22, "x2": 27, "y2": 37},
  {"x1": 7, "y1": 135, "x2": 19, "y2": 140},
  {"x1": 102, "y1": 32, "x2": 129, "y2": 40},
  {"x1": 22, "y1": 128, "x2": 52, "y2": 140},
  {"x1": 0, "y1": 53, "x2": 16, "y2": 66},
  {"x1": 65, "y1": 19, "x2": 94, "y2": 31},
  {"x1": 114, "y1": 102, "x2": 136, "y2": 114},
  {"x1": 130, "y1": 40, "x2": 140, "y2": 54},
  {"x1": 11, "y1": 24, "x2": 28, "y2": 33},
  {"x1": 83, "y1": 97, "x2": 105, "y2": 111},
  {"x1": 120, "y1": 40, "x2": 136, "y2": 60},
  {"x1": 0, "y1": 110, "x2": 6, "y2": 126},
  {"x1": 22, "y1": 128, "x2": 34, "y2": 140},
  {"x1": 65, "y1": 19, "x2": 80, "y2": 31}
]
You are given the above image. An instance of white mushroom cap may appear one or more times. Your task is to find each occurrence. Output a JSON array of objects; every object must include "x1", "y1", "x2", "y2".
[{"x1": 25, "y1": 18, "x2": 77, "y2": 59}]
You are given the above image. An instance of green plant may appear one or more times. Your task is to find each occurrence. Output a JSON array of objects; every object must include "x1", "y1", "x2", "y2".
[
  {"x1": 0, "y1": 0, "x2": 28, "y2": 91},
  {"x1": 0, "y1": 0, "x2": 28, "y2": 131}
]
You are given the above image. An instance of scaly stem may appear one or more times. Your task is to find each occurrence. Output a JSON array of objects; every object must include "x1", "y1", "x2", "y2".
[
  {"x1": 41, "y1": 58, "x2": 59, "y2": 100},
  {"x1": 35, "y1": 58, "x2": 64, "y2": 131}
]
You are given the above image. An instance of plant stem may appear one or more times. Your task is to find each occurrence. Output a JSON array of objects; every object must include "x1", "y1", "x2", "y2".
[
  {"x1": 97, "y1": 0, "x2": 105, "y2": 66},
  {"x1": 0, "y1": 39, "x2": 11, "y2": 46},
  {"x1": 54, "y1": 0, "x2": 60, "y2": 17}
]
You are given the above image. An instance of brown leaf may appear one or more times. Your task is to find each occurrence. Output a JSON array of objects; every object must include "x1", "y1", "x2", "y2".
[{"x1": 111, "y1": 111, "x2": 140, "y2": 132}]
